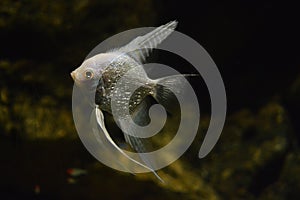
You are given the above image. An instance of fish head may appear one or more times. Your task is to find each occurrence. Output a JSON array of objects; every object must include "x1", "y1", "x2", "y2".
[
  {"x1": 71, "y1": 53, "x2": 119, "y2": 89},
  {"x1": 71, "y1": 59, "x2": 99, "y2": 87}
]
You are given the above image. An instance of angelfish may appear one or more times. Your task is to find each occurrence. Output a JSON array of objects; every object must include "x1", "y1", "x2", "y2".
[{"x1": 71, "y1": 21, "x2": 186, "y2": 181}]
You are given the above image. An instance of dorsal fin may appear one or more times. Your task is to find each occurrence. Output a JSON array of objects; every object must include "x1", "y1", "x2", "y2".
[{"x1": 116, "y1": 21, "x2": 178, "y2": 63}]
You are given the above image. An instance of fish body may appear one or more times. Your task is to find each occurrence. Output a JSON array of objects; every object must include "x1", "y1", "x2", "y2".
[
  {"x1": 94, "y1": 53, "x2": 155, "y2": 114},
  {"x1": 71, "y1": 21, "x2": 181, "y2": 181}
]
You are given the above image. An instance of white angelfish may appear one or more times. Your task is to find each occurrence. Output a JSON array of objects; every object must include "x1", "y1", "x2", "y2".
[{"x1": 71, "y1": 21, "x2": 191, "y2": 181}]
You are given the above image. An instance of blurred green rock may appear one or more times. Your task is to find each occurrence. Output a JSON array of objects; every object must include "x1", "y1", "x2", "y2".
[{"x1": 186, "y1": 103, "x2": 292, "y2": 199}]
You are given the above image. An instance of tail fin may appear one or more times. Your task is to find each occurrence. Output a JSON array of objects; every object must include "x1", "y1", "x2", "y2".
[{"x1": 152, "y1": 74, "x2": 198, "y2": 113}]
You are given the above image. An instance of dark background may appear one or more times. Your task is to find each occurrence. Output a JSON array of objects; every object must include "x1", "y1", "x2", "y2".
[{"x1": 0, "y1": 0, "x2": 299, "y2": 199}]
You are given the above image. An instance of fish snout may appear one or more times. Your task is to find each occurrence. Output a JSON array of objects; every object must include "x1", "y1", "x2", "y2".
[{"x1": 70, "y1": 71, "x2": 76, "y2": 80}]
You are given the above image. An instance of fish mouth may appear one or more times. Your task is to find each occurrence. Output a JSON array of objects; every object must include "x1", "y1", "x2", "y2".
[
  {"x1": 70, "y1": 71, "x2": 76, "y2": 80},
  {"x1": 71, "y1": 71, "x2": 81, "y2": 85}
]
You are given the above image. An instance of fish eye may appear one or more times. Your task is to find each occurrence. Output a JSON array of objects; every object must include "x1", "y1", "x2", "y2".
[{"x1": 84, "y1": 70, "x2": 94, "y2": 80}]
